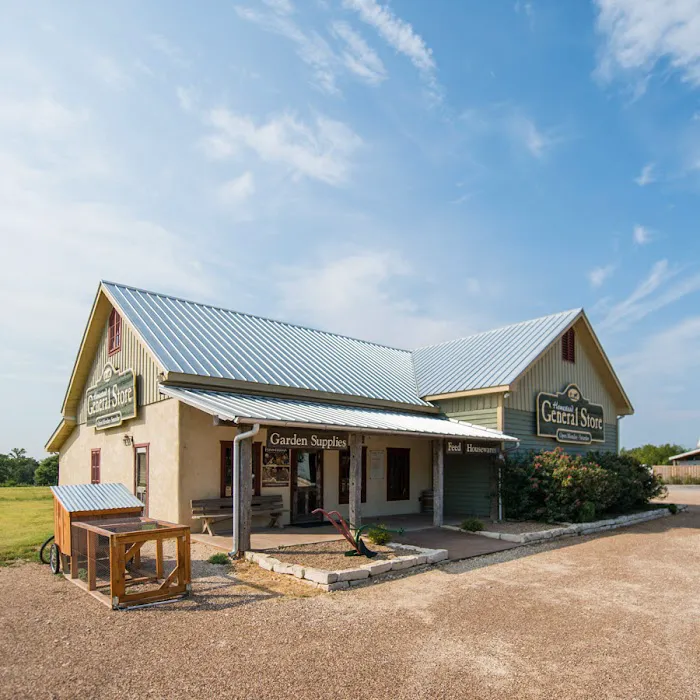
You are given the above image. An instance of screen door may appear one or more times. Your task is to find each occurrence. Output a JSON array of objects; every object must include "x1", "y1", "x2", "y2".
[{"x1": 134, "y1": 445, "x2": 149, "y2": 515}]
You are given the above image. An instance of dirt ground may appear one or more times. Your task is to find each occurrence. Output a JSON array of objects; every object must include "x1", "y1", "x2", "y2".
[
  {"x1": 1, "y1": 489, "x2": 699, "y2": 700},
  {"x1": 269, "y1": 539, "x2": 413, "y2": 569}
]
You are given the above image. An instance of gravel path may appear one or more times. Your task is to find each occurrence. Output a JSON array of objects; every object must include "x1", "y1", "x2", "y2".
[{"x1": 1, "y1": 508, "x2": 699, "y2": 699}]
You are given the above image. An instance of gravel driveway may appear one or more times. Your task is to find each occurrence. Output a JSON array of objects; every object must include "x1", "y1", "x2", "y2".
[{"x1": 1, "y1": 503, "x2": 699, "y2": 700}]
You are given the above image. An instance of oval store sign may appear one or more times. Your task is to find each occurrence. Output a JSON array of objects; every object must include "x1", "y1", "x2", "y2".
[
  {"x1": 536, "y1": 384, "x2": 604, "y2": 445},
  {"x1": 86, "y1": 363, "x2": 137, "y2": 430}
]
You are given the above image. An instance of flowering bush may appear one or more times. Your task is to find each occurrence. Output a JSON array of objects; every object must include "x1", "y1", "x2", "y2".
[{"x1": 501, "y1": 448, "x2": 664, "y2": 523}]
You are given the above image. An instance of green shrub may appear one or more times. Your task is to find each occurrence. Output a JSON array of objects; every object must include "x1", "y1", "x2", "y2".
[
  {"x1": 366, "y1": 526, "x2": 392, "y2": 545},
  {"x1": 208, "y1": 553, "x2": 230, "y2": 565},
  {"x1": 460, "y1": 518, "x2": 484, "y2": 532},
  {"x1": 502, "y1": 448, "x2": 666, "y2": 524},
  {"x1": 668, "y1": 503, "x2": 678, "y2": 515}
]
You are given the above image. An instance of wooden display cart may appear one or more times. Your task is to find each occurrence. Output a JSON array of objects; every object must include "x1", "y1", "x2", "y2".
[{"x1": 50, "y1": 483, "x2": 191, "y2": 609}]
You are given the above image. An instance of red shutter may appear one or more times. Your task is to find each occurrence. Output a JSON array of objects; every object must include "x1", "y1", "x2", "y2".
[
  {"x1": 90, "y1": 449, "x2": 101, "y2": 484},
  {"x1": 562, "y1": 328, "x2": 575, "y2": 363},
  {"x1": 108, "y1": 309, "x2": 122, "y2": 355}
]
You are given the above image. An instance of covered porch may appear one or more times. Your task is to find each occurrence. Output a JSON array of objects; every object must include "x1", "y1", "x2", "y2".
[{"x1": 162, "y1": 385, "x2": 518, "y2": 554}]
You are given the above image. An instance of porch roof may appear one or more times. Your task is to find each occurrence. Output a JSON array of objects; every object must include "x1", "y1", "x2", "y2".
[{"x1": 160, "y1": 386, "x2": 518, "y2": 442}]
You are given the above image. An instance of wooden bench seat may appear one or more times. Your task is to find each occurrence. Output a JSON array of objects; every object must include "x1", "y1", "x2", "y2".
[{"x1": 191, "y1": 495, "x2": 287, "y2": 536}]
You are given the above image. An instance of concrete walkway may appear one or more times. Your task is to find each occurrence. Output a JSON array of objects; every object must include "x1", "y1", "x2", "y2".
[{"x1": 395, "y1": 527, "x2": 520, "y2": 561}]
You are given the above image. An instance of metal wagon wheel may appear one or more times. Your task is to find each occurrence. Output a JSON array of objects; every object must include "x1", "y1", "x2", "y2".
[
  {"x1": 49, "y1": 543, "x2": 61, "y2": 574},
  {"x1": 39, "y1": 536, "x2": 55, "y2": 565}
]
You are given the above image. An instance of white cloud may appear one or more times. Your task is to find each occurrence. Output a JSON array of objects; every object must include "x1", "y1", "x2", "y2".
[
  {"x1": 599, "y1": 259, "x2": 700, "y2": 329},
  {"x1": 594, "y1": 0, "x2": 700, "y2": 87},
  {"x1": 236, "y1": 5, "x2": 339, "y2": 94},
  {"x1": 633, "y1": 224, "x2": 651, "y2": 245},
  {"x1": 176, "y1": 86, "x2": 196, "y2": 113},
  {"x1": 330, "y1": 21, "x2": 387, "y2": 85},
  {"x1": 589, "y1": 264, "x2": 615, "y2": 288},
  {"x1": 217, "y1": 171, "x2": 256, "y2": 205},
  {"x1": 634, "y1": 162, "x2": 655, "y2": 186},
  {"x1": 507, "y1": 114, "x2": 557, "y2": 158},
  {"x1": 275, "y1": 251, "x2": 464, "y2": 348},
  {"x1": 262, "y1": 0, "x2": 295, "y2": 14},
  {"x1": 202, "y1": 108, "x2": 362, "y2": 185},
  {"x1": 0, "y1": 96, "x2": 88, "y2": 135},
  {"x1": 91, "y1": 55, "x2": 130, "y2": 90},
  {"x1": 342, "y1": 0, "x2": 440, "y2": 99}
]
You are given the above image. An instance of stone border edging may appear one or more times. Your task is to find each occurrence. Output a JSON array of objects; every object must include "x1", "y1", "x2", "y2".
[
  {"x1": 444, "y1": 506, "x2": 687, "y2": 544},
  {"x1": 244, "y1": 543, "x2": 449, "y2": 591}
]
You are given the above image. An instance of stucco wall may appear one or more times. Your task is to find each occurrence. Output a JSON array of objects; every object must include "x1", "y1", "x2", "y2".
[
  {"x1": 178, "y1": 403, "x2": 434, "y2": 528},
  {"x1": 58, "y1": 398, "x2": 181, "y2": 523}
]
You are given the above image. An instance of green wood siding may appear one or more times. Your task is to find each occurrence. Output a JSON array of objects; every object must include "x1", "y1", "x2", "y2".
[
  {"x1": 504, "y1": 408, "x2": 619, "y2": 455},
  {"x1": 76, "y1": 314, "x2": 163, "y2": 425},
  {"x1": 436, "y1": 394, "x2": 499, "y2": 430},
  {"x1": 444, "y1": 454, "x2": 493, "y2": 517},
  {"x1": 506, "y1": 320, "x2": 618, "y2": 418}
]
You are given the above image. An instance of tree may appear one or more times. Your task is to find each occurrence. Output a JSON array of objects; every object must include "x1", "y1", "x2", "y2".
[
  {"x1": 34, "y1": 454, "x2": 59, "y2": 486},
  {"x1": 621, "y1": 443, "x2": 688, "y2": 466},
  {"x1": 0, "y1": 448, "x2": 39, "y2": 485}
]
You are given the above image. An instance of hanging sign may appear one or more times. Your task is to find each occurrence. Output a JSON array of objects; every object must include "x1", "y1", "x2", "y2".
[
  {"x1": 85, "y1": 363, "x2": 137, "y2": 430},
  {"x1": 445, "y1": 440, "x2": 501, "y2": 455},
  {"x1": 266, "y1": 429, "x2": 348, "y2": 450},
  {"x1": 536, "y1": 384, "x2": 605, "y2": 445}
]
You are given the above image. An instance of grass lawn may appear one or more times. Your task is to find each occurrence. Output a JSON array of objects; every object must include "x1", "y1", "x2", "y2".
[{"x1": 0, "y1": 487, "x2": 54, "y2": 565}]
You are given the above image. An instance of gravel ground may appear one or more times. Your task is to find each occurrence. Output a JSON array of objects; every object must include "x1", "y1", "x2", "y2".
[
  {"x1": 1, "y1": 507, "x2": 699, "y2": 700},
  {"x1": 268, "y1": 539, "x2": 413, "y2": 570}
]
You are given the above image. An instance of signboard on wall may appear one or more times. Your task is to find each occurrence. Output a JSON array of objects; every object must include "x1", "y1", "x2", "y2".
[
  {"x1": 445, "y1": 440, "x2": 501, "y2": 455},
  {"x1": 369, "y1": 450, "x2": 385, "y2": 480},
  {"x1": 86, "y1": 363, "x2": 137, "y2": 430},
  {"x1": 266, "y1": 429, "x2": 348, "y2": 450},
  {"x1": 536, "y1": 384, "x2": 605, "y2": 445},
  {"x1": 261, "y1": 447, "x2": 290, "y2": 487}
]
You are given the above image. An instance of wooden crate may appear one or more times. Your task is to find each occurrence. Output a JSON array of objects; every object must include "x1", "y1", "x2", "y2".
[{"x1": 69, "y1": 517, "x2": 192, "y2": 609}]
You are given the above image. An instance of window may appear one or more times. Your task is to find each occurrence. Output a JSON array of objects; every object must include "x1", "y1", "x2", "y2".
[
  {"x1": 108, "y1": 308, "x2": 122, "y2": 355},
  {"x1": 562, "y1": 327, "x2": 575, "y2": 363},
  {"x1": 90, "y1": 449, "x2": 101, "y2": 484},
  {"x1": 386, "y1": 448, "x2": 410, "y2": 501},
  {"x1": 220, "y1": 441, "x2": 261, "y2": 498},
  {"x1": 134, "y1": 444, "x2": 149, "y2": 515},
  {"x1": 339, "y1": 447, "x2": 367, "y2": 504}
]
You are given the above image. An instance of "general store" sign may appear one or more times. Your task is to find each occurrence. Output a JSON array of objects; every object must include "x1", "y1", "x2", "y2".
[
  {"x1": 536, "y1": 384, "x2": 604, "y2": 445},
  {"x1": 86, "y1": 363, "x2": 137, "y2": 430}
]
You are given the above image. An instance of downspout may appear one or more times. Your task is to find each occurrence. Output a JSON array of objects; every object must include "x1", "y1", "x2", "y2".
[{"x1": 230, "y1": 422, "x2": 260, "y2": 558}]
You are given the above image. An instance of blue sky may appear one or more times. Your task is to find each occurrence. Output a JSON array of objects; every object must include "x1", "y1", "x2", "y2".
[{"x1": 2, "y1": 0, "x2": 700, "y2": 457}]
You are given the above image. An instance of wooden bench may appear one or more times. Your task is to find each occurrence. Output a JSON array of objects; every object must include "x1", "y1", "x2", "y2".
[{"x1": 191, "y1": 495, "x2": 288, "y2": 536}]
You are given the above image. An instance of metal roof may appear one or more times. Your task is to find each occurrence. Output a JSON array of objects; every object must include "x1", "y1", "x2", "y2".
[
  {"x1": 160, "y1": 386, "x2": 518, "y2": 441},
  {"x1": 669, "y1": 446, "x2": 700, "y2": 462},
  {"x1": 50, "y1": 483, "x2": 144, "y2": 513},
  {"x1": 103, "y1": 282, "x2": 427, "y2": 407},
  {"x1": 412, "y1": 309, "x2": 582, "y2": 396}
]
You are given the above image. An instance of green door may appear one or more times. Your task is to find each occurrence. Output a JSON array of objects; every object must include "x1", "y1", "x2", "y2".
[{"x1": 444, "y1": 454, "x2": 492, "y2": 518}]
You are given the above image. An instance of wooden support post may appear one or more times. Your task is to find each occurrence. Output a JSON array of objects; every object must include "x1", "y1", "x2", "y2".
[
  {"x1": 432, "y1": 439, "x2": 444, "y2": 528},
  {"x1": 155, "y1": 539, "x2": 164, "y2": 579},
  {"x1": 239, "y1": 435, "x2": 253, "y2": 553},
  {"x1": 349, "y1": 433, "x2": 363, "y2": 529},
  {"x1": 87, "y1": 531, "x2": 97, "y2": 591}
]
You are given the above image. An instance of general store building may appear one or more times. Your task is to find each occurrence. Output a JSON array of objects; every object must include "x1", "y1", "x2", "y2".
[{"x1": 47, "y1": 282, "x2": 633, "y2": 551}]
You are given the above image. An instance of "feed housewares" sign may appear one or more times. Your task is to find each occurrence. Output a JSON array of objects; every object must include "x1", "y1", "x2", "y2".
[
  {"x1": 536, "y1": 384, "x2": 604, "y2": 445},
  {"x1": 445, "y1": 440, "x2": 501, "y2": 455},
  {"x1": 266, "y1": 429, "x2": 348, "y2": 450},
  {"x1": 86, "y1": 363, "x2": 137, "y2": 430}
]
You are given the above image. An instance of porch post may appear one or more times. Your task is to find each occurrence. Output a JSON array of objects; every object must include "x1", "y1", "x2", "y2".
[
  {"x1": 348, "y1": 433, "x2": 363, "y2": 529},
  {"x1": 239, "y1": 435, "x2": 253, "y2": 552},
  {"x1": 432, "y1": 439, "x2": 444, "y2": 527}
]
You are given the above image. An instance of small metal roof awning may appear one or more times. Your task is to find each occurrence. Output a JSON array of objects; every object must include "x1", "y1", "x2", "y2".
[
  {"x1": 160, "y1": 386, "x2": 518, "y2": 442},
  {"x1": 669, "y1": 447, "x2": 700, "y2": 462},
  {"x1": 51, "y1": 483, "x2": 144, "y2": 513}
]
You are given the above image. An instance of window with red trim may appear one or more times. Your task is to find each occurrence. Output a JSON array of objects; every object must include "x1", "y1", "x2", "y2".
[
  {"x1": 90, "y1": 449, "x2": 101, "y2": 484},
  {"x1": 108, "y1": 308, "x2": 122, "y2": 355},
  {"x1": 562, "y1": 328, "x2": 575, "y2": 363}
]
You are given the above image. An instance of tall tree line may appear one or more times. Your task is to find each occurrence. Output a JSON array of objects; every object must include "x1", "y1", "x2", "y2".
[{"x1": 0, "y1": 448, "x2": 59, "y2": 486}]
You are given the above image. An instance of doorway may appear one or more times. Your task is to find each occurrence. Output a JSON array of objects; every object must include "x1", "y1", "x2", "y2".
[
  {"x1": 134, "y1": 444, "x2": 149, "y2": 516},
  {"x1": 290, "y1": 450, "x2": 323, "y2": 523}
]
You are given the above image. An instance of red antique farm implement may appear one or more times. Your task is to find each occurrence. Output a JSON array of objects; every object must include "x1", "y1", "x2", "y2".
[{"x1": 311, "y1": 509, "x2": 404, "y2": 558}]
